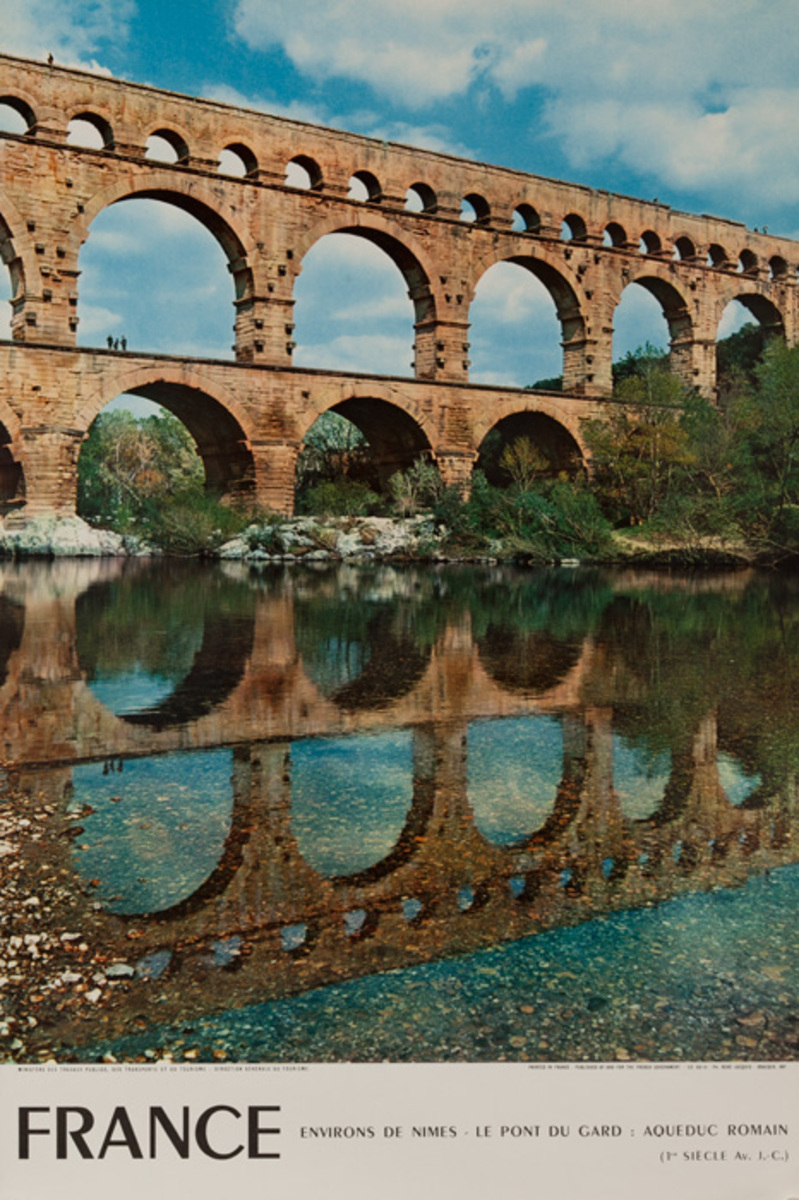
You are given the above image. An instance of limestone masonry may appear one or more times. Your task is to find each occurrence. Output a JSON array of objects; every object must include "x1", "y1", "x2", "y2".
[{"x1": 0, "y1": 52, "x2": 796, "y2": 516}]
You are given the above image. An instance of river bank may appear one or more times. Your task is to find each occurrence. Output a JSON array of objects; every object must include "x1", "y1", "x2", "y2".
[{"x1": 0, "y1": 511, "x2": 766, "y2": 568}]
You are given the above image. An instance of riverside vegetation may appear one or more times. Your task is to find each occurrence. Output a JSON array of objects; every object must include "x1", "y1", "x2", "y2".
[{"x1": 75, "y1": 328, "x2": 799, "y2": 564}]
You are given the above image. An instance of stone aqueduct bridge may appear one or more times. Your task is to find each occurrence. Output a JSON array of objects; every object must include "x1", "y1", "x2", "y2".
[{"x1": 1, "y1": 53, "x2": 799, "y2": 514}]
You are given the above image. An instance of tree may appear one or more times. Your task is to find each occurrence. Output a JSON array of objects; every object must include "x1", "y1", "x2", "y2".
[
  {"x1": 583, "y1": 356, "x2": 694, "y2": 524},
  {"x1": 78, "y1": 409, "x2": 203, "y2": 526},
  {"x1": 732, "y1": 341, "x2": 799, "y2": 538},
  {"x1": 296, "y1": 412, "x2": 369, "y2": 491},
  {"x1": 499, "y1": 437, "x2": 550, "y2": 490}
]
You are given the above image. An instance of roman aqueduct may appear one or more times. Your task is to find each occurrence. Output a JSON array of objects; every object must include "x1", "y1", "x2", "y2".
[{"x1": 0, "y1": 51, "x2": 797, "y2": 515}]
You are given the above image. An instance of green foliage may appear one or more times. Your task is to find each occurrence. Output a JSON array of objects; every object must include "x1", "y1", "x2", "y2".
[
  {"x1": 583, "y1": 358, "x2": 695, "y2": 525},
  {"x1": 716, "y1": 321, "x2": 766, "y2": 384},
  {"x1": 78, "y1": 409, "x2": 203, "y2": 527},
  {"x1": 297, "y1": 477, "x2": 383, "y2": 517},
  {"x1": 429, "y1": 469, "x2": 611, "y2": 561},
  {"x1": 581, "y1": 338, "x2": 799, "y2": 553},
  {"x1": 611, "y1": 342, "x2": 668, "y2": 385},
  {"x1": 140, "y1": 492, "x2": 251, "y2": 555},
  {"x1": 296, "y1": 412, "x2": 368, "y2": 490},
  {"x1": 388, "y1": 458, "x2": 443, "y2": 516},
  {"x1": 78, "y1": 408, "x2": 250, "y2": 554},
  {"x1": 499, "y1": 437, "x2": 549, "y2": 490},
  {"x1": 528, "y1": 375, "x2": 563, "y2": 391},
  {"x1": 730, "y1": 340, "x2": 799, "y2": 540}
]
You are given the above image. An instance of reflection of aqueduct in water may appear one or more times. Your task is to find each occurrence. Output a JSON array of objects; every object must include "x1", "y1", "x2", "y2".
[
  {"x1": 1, "y1": 52, "x2": 799, "y2": 515},
  {"x1": 2, "y1": 561, "x2": 797, "y2": 1050}
]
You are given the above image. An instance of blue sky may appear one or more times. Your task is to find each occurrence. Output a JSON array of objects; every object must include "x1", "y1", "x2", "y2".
[{"x1": 2, "y1": 0, "x2": 798, "y2": 400}]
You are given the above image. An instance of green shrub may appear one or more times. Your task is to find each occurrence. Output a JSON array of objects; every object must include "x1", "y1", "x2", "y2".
[
  {"x1": 297, "y1": 478, "x2": 382, "y2": 517},
  {"x1": 140, "y1": 491, "x2": 251, "y2": 555}
]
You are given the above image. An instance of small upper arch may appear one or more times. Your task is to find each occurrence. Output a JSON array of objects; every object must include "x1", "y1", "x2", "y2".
[
  {"x1": 603, "y1": 222, "x2": 627, "y2": 248},
  {"x1": 561, "y1": 213, "x2": 587, "y2": 242},
  {"x1": 707, "y1": 243, "x2": 730, "y2": 269},
  {"x1": 218, "y1": 142, "x2": 258, "y2": 177},
  {"x1": 461, "y1": 193, "x2": 491, "y2": 225},
  {"x1": 512, "y1": 204, "x2": 541, "y2": 233},
  {"x1": 0, "y1": 95, "x2": 36, "y2": 133},
  {"x1": 737, "y1": 248, "x2": 759, "y2": 276},
  {"x1": 672, "y1": 235, "x2": 697, "y2": 261},
  {"x1": 405, "y1": 182, "x2": 437, "y2": 213},
  {"x1": 285, "y1": 154, "x2": 323, "y2": 190},
  {"x1": 769, "y1": 255, "x2": 789, "y2": 281},
  {"x1": 348, "y1": 170, "x2": 382, "y2": 203},
  {"x1": 639, "y1": 229, "x2": 663, "y2": 255},
  {"x1": 67, "y1": 110, "x2": 115, "y2": 150},
  {"x1": 145, "y1": 127, "x2": 190, "y2": 164}
]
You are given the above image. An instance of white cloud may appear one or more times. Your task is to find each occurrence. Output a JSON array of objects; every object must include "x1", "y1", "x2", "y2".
[
  {"x1": 469, "y1": 261, "x2": 562, "y2": 385},
  {"x1": 2, "y1": 0, "x2": 134, "y2": 70},
  {"x1": 204, "y1": 84, "x2": 332, "y2": 129},
  {"x1": 717, "y1": 300, "x2": 756, "y2": 340},
  {"x1": 230, "y1": 0, "x2": 799, "y2": 217},
  {"x1": 295, "y1": 333, "x2": 413, "y2": 376},
  {"x1": 547, "y1": 88, "x2": 799, "y2": 211},
  {"x1": 293, "y1": 234, "x2": 415, "y2": 374},
  {"x1": 204, "y1": 85, "x2": 470, "y2": 158},
  {"x1": 77, "y1": 303, "x2": 123, "y2": 337}
]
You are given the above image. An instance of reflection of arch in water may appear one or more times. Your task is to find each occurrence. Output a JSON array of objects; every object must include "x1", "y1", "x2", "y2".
[
  {"x1": 70, "y1": 747, "x2": 239, "y2": 916},
  {"x1": 290, "y1": 731, "x2": 418, "y2": 879},
  {"x1": 76, "y1": 565, "x2": 255, "y2": 730},
  {"x1": 478, "y1": 627, "x2": 582, "y2": 694},
  {"x1": 0, "y1": 593, "x2": 24, "y2": 687},
  {"x1": 294, "y1": 591, "x2": 431, "y2": 711},
  {"x1": 717, "y1": 752, "x2": 762, "y2": 807},
  {"x1": 612, "y1": 736, "x2": 671, "y2": 820},
  {"x1": 468, "y1": 716, "x2": 564, "y2": 846}
]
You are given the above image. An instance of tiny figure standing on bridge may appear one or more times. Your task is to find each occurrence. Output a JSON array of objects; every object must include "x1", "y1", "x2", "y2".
[
  {"x1": 120, "y1": 335, "x2": 127, "y2": 351},
  {"x1": 106, "y1": 335, "x2": 114, "y2": 349}
]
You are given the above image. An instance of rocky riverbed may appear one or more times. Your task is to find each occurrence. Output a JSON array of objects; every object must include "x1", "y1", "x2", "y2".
[{"x1": 0, "y1": 512, "x2": 759, "y2": 566}]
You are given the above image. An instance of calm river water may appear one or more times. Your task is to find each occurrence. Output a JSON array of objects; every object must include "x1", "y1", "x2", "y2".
[{"x1": 1, "y1": 558, "x2": 798, "y2": 1062}]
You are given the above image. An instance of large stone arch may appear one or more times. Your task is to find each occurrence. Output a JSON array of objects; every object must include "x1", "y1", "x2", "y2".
[
  {"x1": 75, "y1": 365, "x2": 257, "y2": 504},
  {"x1": 616, "y1": 268, "x2": 694, "y2": 343},
  {"x1": 713, "y1": 284, "x2": 785, "y2": 338},
  {"x1": 468, "y1": 246, "x2": 591, "y2": 391},
  {"x1": 612, "y1": 267, "x2": 695, "y2": 383},
  {"x1": 0, "y1": 395, "x2": 25, "y2": 508},
  {"x1": 299, "y1": 385, "x2": 436, "y2": 490},
  {"x1": 470, "y1": 247, "x2": 588, "y2": 335},
  {"x1": 291, "y1": 213, "x2": 442, "y2": 370},
  {"x1": 74, "y1": 172, "x2": 256, "y2": 302},
  {"x1": 471, "y1": 395, "x2": 591, "y2": 470},
  {"x1": 0, "y1": 191, "x2": 38, "y2": 335}
]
